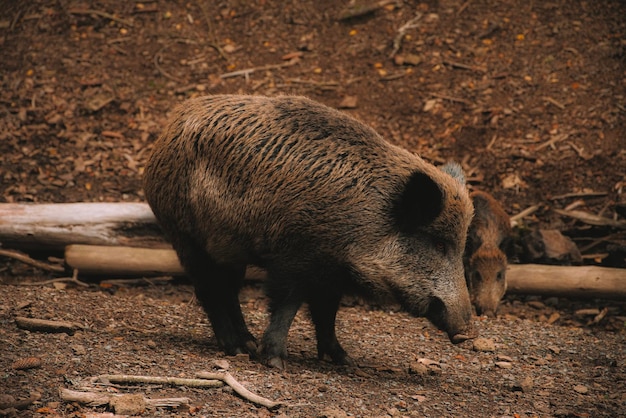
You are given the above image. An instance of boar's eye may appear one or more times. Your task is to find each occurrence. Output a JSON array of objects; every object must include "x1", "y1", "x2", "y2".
[
  {"x1": 434, "y1": 240, "x2": 447, "y2": 255},
  {"x1": 496, "y1": 271, "x2": 505, "y2": 282}
]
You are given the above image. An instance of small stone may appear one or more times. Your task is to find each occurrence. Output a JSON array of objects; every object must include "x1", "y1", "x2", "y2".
[
  {"x1": 213, "y1": 359, "x2": 230, "y2": 370},
  {"x1": 318, "y1": 407, "x2": 348, "y2": 418},
  {"x1": 338, "y1": 95, "x2": 358, "y2": 109},
  {"x1": 110, "y1": 393, "x2": 146, "y2": 415},
  {"x1": 520, "y1": 376, "x2": 534, "y2": 392},
  {"x1": 527, "y1": 300, "x2": 546, "y2": 309},
  {"x1": 71, "y1": 344, "x2": 86, "y2": 355},
  {"x1": 495, "y1": 361, "x2": 512, "y2": 369},
  {"x1": 573, "y1": 385, "x2": 588, "y2": 394},
  {"x1": 496, "y1": 355, "x2": 513, "y2": 362},
  {"x1": 472, "y1": 337, "x2": 496, "y2": 352},
  {"x1": 512, "y1": 376, "x2": 533, "y2": 392},
  {"x1": 408, "y1": 361, "x2": 428, "y2": 375},
  {"x1": 402, "y1": 53, "x2": 422, "y2": 66}
]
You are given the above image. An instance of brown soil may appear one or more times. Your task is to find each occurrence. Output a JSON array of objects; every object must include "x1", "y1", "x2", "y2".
[{"x1": 1, "y1": 1, "x2": 625, "y2": 417}]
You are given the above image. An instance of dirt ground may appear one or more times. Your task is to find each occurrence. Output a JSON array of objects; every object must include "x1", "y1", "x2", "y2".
[{"x1": 1, "y1": 0, "x2": 625, "y2": 417}]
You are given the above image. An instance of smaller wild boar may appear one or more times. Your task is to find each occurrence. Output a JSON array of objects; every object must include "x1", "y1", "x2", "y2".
[
  {"x1": 144, "y1": 94, "x2": 475, "y2": 369},
  {"x1": 464, "y1": 191, "x2": 512, "y2": 317}
]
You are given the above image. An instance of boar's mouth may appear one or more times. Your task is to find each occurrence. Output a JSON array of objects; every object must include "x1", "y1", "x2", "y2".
[{"x1": 425, "y1": 297, "x2": 474, "y2": 344}]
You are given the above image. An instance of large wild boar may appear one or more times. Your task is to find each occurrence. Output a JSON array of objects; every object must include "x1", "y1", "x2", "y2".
[
  {"x1": 143, "y1": 95, "x2": 475, "y2": 368},
  {"x1": 464, "y1": 191, "x2": 512, "y2": 317}
]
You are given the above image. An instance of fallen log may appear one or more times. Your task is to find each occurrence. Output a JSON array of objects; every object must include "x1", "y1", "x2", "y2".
[
  {"x1": 64, "y1": 244, "x2": 267, "y2": 280},
  {"x1": 65, "y1": 244, "x2": 184, "y2": 276},
  {"x1": 63, "y1": 245, "x2": 626, "y2": 299},
  {"x1": 0, "y1": 202, "x2": 167, "y2": 250},
  {"x1": 506, "y1": 264, "x2": 626, "y2": 299}
]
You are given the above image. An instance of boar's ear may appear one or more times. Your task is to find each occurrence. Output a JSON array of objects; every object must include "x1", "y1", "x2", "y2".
[{"x1": 393, "y1": 171, "x2": 443, "y2": 233}]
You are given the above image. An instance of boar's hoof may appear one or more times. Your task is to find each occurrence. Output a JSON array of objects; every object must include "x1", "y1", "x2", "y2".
[
  {"x1": 221, "y1": 338, "x2": 258, "y2": 357},
  {"x1": 266, "y1": 356, "x2": 287, "y2": 370},
  {"x1": 318, "y1": 347, "x2": 355, "y2": 366},
  {"x1": 450, "y1": 333, "x2": 473, "y2": 344}
]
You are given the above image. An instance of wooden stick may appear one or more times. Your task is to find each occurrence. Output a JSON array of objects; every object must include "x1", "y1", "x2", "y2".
[
  {"x1": 68, "y1": 9, "x2": 134, "y2": 27},
  {"x1": 15, "y1": 317, "x2": 80, "y2": 335},
  {"x1": 18, "y1": 269, "x2": 90, "y2": 288},
  {"x1": 507, "y1": 264, "x2": 626, "y2": 298},
  {"x1": 510, "y1": 204, "x2": 539, "y2": 226},
  {"x1": 0, "y1": 248, "x2": 65, "y2": 273},
  {"x1": 59, "y1": 388, "x2": 191, "y2": 408},
  {"x1": 219, "y1": 58, "x2": 299, "y2": 79},
  {"x1": 389, "y1": 13, "x2": 423, "y2": 58},
  {"x1": 197, "y1": 371, "x2": 282, "y2": 409},
  {"x1": 554, "y1": 209, "x2": 626, "y2": 228},
  {"x1": 336, "y1": 0, "x2": 396, "y2": 21},
  {"x1": 0, "y1": 393, "x2": 41, "y2": 410},
  {"x1": 442, "y1": 59, "x2": 487, "y2": 73},
  {"x1": 97, "y1": 372, "x2": 282, "y2": 409},
  {"x1": 97, "y1": 374, "x2": 223, "y2": 388},
  {"x1": 63, "y1": 244, "x2": 267, "y2": 281}
]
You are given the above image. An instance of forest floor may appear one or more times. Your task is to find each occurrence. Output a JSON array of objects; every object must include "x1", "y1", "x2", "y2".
[{"x1": 1, "y1": 0, "x2": 625, "y2": 417}]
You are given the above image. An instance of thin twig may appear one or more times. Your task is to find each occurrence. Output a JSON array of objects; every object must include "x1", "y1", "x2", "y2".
[
  {"x1": 68, "y1": 9, "x2": 134, "y2": 27},
  {"x1": 390, "y1": 13, "x2": 423, "y2": 58},
  {"x1": 456, "y1": 0, "x2": 473, "y2": 16},
  {"x1": 550, "y1": 191, "x2": 608, "y2": 200},
  {"x1": 536, "y1": 133, "x2": 569, "y2": 151},
  {"x1": 154, "y1": 46, "x2": 185, "y2": 82},
  {"x1": 336, "y1": 0, "x2": 397, "y2": 21},
  {"x1": 219, "y1": 59, "x2": 299, "y2": 79},
  {"x1": 554, "y1": 209, "x2": 626, "y2": 228},
  {"x1": 197, "y1": 371, "x2": 282, "y2": 409},
  {"x1": 430, "y1": 92, "x2": 473, "y2": 106},
  {"x1": 510, "y1": 204, "x2": 539, "y2": 226},
  {"x1": 542, "y1": 96, "x2": 566, "y2": 110},
  {"x1": 195, "y1": 0, "x2": 227, "y2": 60},
  {"x1": 15, "y1": 316, "x2": 81, "y2": 335},
  {"x1": 442, "y1": 59, "x2": 487, "y2": 73},
  {"x1": 18, "y1": 269, "x2": 91, "y2": 288},
  {"x1": 0, "y1": 248, "x2": 65, "y2": 273}
]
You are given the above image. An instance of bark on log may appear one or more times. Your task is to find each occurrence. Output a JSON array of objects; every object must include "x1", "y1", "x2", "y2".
[
  {"x1": 0, "y1": 202, "x2": 168, "y2": 250},
  {"x1": 507, "y1": 264, "x2": 626, "y2": 299}
]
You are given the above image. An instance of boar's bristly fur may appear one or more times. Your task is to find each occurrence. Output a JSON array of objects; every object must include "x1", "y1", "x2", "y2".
[
  {"x1": 464, "y1": 191, "x2": 512, "y2": 317},
  {"x1": 144, "y1": 95, "x2": 475, "y2": 368}
]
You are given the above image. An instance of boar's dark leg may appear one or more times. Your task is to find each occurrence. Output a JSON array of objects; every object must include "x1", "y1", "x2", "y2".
[
  {"x1": 259, "y1": 277, "x2": 304, "y2": 369},
  {"x1": 173, "y1": 238, "x2": 256, "y2": 356},
  {"x1": 308, "y1": 288, "x2": 353, "y2": 366}
]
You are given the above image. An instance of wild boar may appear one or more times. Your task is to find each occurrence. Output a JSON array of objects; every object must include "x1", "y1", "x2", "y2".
[
  {"x1": 464, "y1": 190, "x2": 512, "y2": 317},
  {"x1": 143, "y1": 94, "x2": 475, "y2": 368}
]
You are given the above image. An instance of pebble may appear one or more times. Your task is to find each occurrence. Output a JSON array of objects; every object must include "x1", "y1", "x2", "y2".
[
  {"x1": 527, "y1": 300, "x2": 546, "y2": 309},
  {"x1": 110, "y1": 393, "x2": 146, "y2": 415},
  {"x1": 318, "y1": 407, "x2": 348, "y2": 418},
  {"x1": 512, "y1": 376, "x2": 534, "y2": 392},
  {"x1": 520, "y1": 376, "x2": 534, "y2": 392},
  {"x1": 213, "y1": 359, "x2": 230, "y2": 370},
  {"x1": 573, "y1": 385, "x2": 589, "y2": 394},
  {"x1": 472, "y1": 337, "x2": 495, "y2": 352},
  {"x1": 495, "y1": 361, "x2": 513, "y2": 369},
  {"x1": 408, "y1": 361, "x2": 428, "y2": 376}
]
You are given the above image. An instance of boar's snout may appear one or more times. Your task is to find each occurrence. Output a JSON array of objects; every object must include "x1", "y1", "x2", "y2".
[{"x1": 426, "y1": 295, "x2": 476, "y2": 344}]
